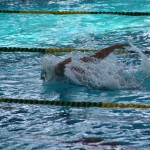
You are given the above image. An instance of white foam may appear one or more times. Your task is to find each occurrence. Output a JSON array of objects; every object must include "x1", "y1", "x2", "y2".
[
  {"x1": 40, "y1": 52, "x2": 89, "y2": 81},
  {"x1": 41, "y1": 45, "x2": 150, "y2": 90},
  {"x1": 64, "y1": 54, "x2": 141, "y2": 90},
  {"x1": 41, "y1": 54, "x2": 62, "y2": 81},
  {"x1": 129, "y1": 44, "x2": 150, "y2": 75}
]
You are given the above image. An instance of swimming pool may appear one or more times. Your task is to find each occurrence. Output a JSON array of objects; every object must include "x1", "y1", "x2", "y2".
[{"x1": 0, "y1": 0, "x2": 150, "y2": 149}]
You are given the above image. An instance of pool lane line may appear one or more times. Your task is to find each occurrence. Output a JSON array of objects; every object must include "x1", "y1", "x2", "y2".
[
  {"x1": 0, "y1": 10, "x2": 150, "y2": 16},
  {"x1": 0, "y1": 98, "x2": 150, "y2": 109},
  {"x1": 0, "y1": 47, "x2": 95, "y2": 53},
  {"x1": 0, "y1": 47, "x2": 150, "y2": 54}
]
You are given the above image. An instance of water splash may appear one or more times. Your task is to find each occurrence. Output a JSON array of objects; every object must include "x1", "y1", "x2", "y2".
[
  {"x1": 41, "y1": 54, "x2": 62, "y2": 81},
  {"x1": 41, "y1": 45, "x2": 150, "y2": 90},
  {"x1": 65, "y1": 54, "x2": 140, "y2": 90},
  {"x1": 129, "y1": 43, "x2": 150, "y2": 75}
]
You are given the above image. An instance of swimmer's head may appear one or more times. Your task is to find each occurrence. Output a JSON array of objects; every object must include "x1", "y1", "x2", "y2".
[{"x1": 41, "y1": 55, "x2": 61, "y2": 81}]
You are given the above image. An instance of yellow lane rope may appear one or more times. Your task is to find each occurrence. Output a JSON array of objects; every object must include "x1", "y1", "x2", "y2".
[
  {"x1": 0, "y1": 98, "x2": 149, "y2": 109},
  {"x1": 0, "y1": 47, "x2": 95, "y2": 53},
  {"x1": 0, "y1": 10, "x2": 150, "y2": 16},
  {"x1": 0, "y1": 47, "x2": 150, "y2": 54}
]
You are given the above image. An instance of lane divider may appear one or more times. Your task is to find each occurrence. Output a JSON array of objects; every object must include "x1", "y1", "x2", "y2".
[
  {"x1": 0, "y1": 98, "x2": 149, "y2": 109},
  {"x1": 0, "y1": 10, "x2": 150, "y2": 16},
  {"x1": 0, "y1": 47, "x2": 95, "y2": 53},
  {"x1": 0, "y1": 47, "x2": 150, "y2": 54}
]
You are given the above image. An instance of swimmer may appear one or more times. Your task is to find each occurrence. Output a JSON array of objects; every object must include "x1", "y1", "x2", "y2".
[{"x1": 54, "y1": 43, "x2": 130, "y2": 76}]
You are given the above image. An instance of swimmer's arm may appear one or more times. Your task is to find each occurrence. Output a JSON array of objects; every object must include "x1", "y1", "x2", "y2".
[
  {"x1": 55, "y1": 43, "x2": 130, "y2": 74},
  {"x1": 56, "y1": 55, "x2": 91, "y2": 71},
  {"x1": 55, "y1": 57, "x2": 89, "y2": 75},
  {"x1": 57, "y1": 57, "x2": 72, "y2": 69},
  {"x1": 66, "y1": 44, "x2": 129, "y2": 74},
  {"x1": 56, "y1": 44, "x2": 130, "y2": 67},
  {"x1": 54, "y1": 57, "x2": 72, "y2": 75},
  {"x1": 56, "y1": 55, "x2": 92, "y2": 69},
  {"x1": 57, "y1": 44, "x2": 130, "y2": 66},
  {"x1": 90, "y1": 43, "x2": 130, "y2": 59}
]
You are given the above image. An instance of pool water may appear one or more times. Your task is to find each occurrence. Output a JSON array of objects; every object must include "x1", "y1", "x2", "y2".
[{"x1": 0, "y1": 0, "x2": 150, "y2": 149}]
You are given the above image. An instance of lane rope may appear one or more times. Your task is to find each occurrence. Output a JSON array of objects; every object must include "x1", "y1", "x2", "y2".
[
  {"x1": 0, "y1": 47, "x2": 96, "y2": 53},
  {"x1": 0, "y1": 10, "x2": 150, "y2": 16},
  {"x1": 0, "y1": 47, "x2": 150, "y2": 54},
  {"x1": 0, "y1": 98, "x2": 149, "y2": 109}
]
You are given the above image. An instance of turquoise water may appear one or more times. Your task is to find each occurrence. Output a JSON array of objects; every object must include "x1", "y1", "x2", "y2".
[{"x1": 0, "y1": 0, "x2": 150, "y2": 149}]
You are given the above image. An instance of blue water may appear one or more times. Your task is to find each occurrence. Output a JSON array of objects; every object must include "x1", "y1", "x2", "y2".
[{"x1": 0, "y1": 0, "x2": 150, "y2": 150}]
